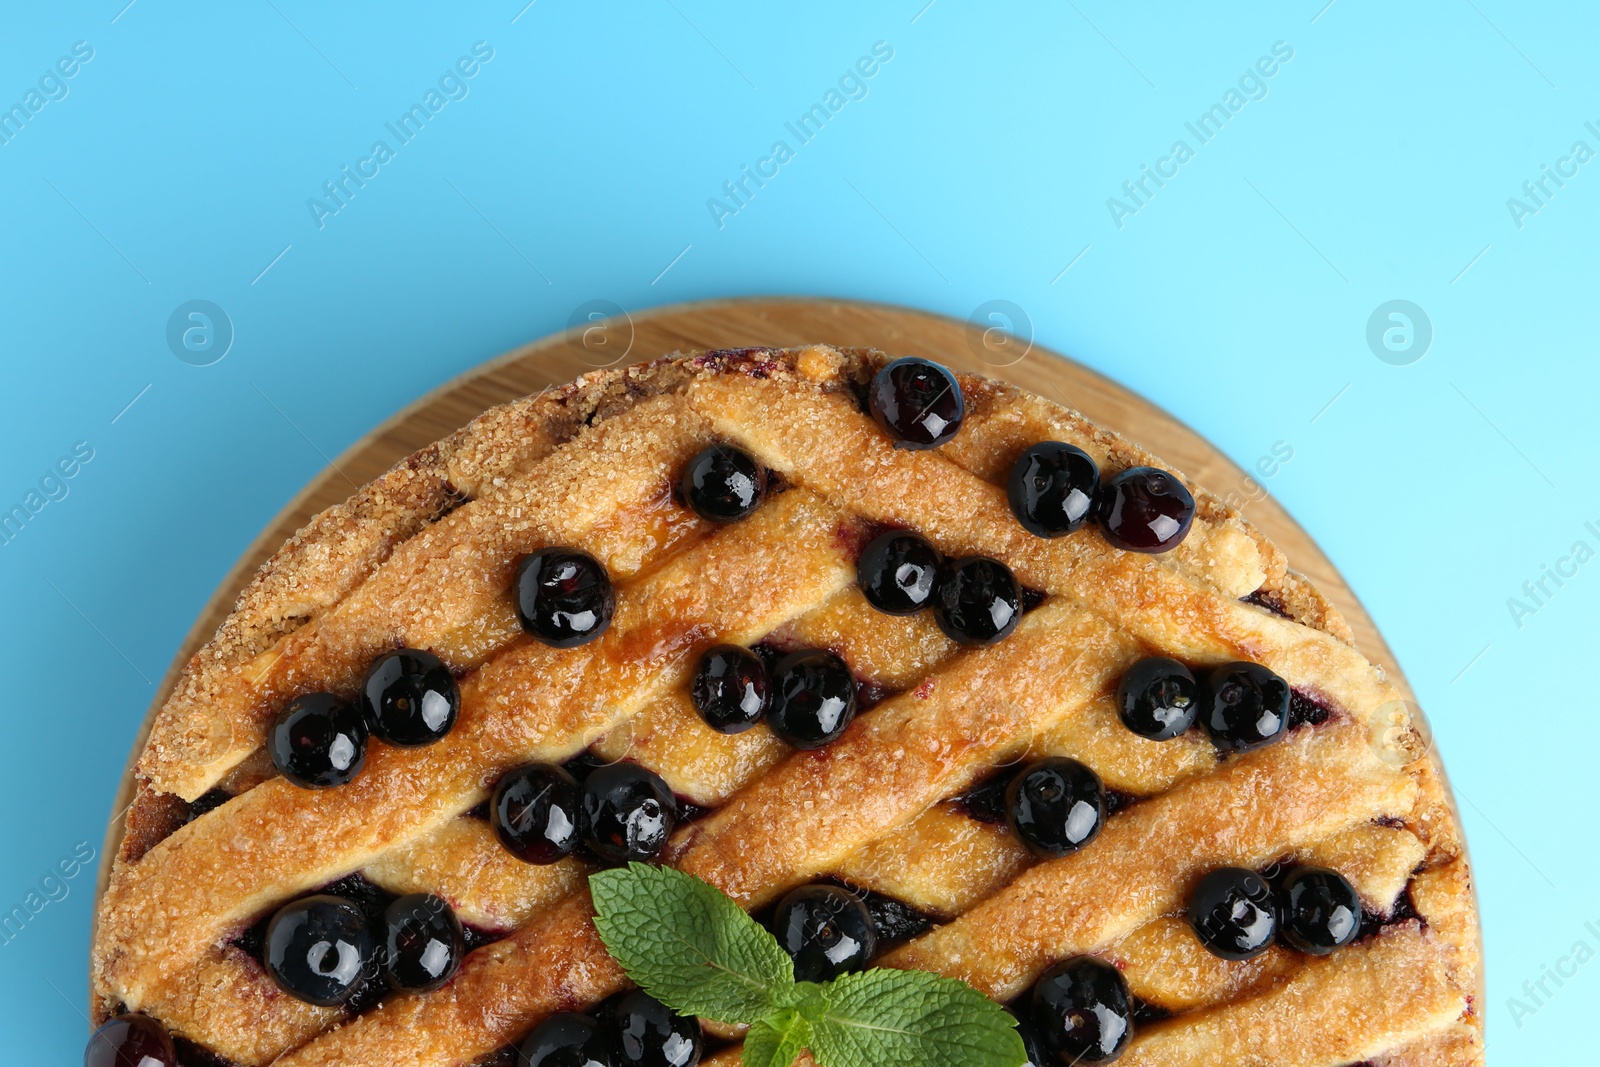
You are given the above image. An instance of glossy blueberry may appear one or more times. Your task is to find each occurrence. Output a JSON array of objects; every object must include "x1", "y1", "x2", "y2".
[
  {"x1": 1278, "y1": 866, "x2": 1362, "y2": 955},
  {"x1": 582, "y1": 762, "x2": 678, "y2": 864},
  {"x1": 1202, "y1": 662, "x2": 1291, "y2": 753},
  {"x1": 867, "y1": 357, "x2": 965, "y2": 448},
  {"x1": 599, "y1": 990, "x2": 703, "y2": 1067},
  {"x1": 492, "y1": 763, "x2": 584, "y2": 864},
  {"x1": 269, "y1": 693, "x2": 368, "y2": 788},
  {"x1": 681, "y1": 445, "x2": 766, "y2": 522},
  {"x1": 265, "y1": 894, "x2": 375, "y2": 1006},
  {"x1": 85, "y1": 1013, "x2": 176, "y2": 1067},
  {"x1": 1030, "y1": 955, "x2": 1134, "y2": 1064},
  {"x1": 1188, "y1": 867, "x2": 1278, "y2": 961},
  {"x1": 515, "y1": 548, "x2": 615, "y2": 648},
  {"x1": 519, "y1": 1013, "x2": 615, "y2": 1067},
  {"x1": 1006, "y1": 758, "x2": 1106, "y2": 858},
  {"x1": 857, "y1": 530, "x2": 942, "y2": 615},
  {"x1": 1009, "y1": 442, "x2": 1100, "y2": 538},
  {"x1": 690, "y1": 644, "x2": 769, "y2": 734},
  {"x1": 766, "y1": 649, "x2": 857, "y2": 749},
  {"x1": 771, "y1": 884, "x2": 877, "y2": 982},
  {"x1": 1097, "y1": 467, "x2": 1195, "y2": 553},
  {"x1": 382, "y1": 893, "x2": 464, "y2": 992},
  {"x1": 359, "y1": 648, "x2": 459, "y2": 747},
  {"x1": 1116, "y1": 657, "x2": 1198, "y2": 741},
  {"x1": 1012, "y1": 1013, "x2": 1052, "y2": 1067},
  {"x1": 934, "y1": 556, "x2": 1022, "y2": 646}
]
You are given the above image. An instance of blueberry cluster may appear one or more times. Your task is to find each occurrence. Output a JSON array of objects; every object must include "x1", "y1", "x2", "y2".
[
  {"x1": 269, "y1": 647, "x2": 462, "y2": 789},
  {"x1": 1115, "y1": 656, "x2": 1294, "y2": 754},
  {"x1": 492, "y1": 760, "x2": 680, "y2": 866},
  {"x1": 520, "y1": 991, "x2": 702, "y2": 1067},
  {"x1": 1187, "y1": 864, "x2": 1363, "y2": 961},
  {"x1": 863, "y1": 355, "x2": 1196, "y2": 554},
  {"x1": 1007, "y1": 441, "x2": 1196, "y2": 555},
  {"x1": 262, "y1": 891, "x2": 465, "y2": 1006},
  {"x1": 1016, "y1": 862, "x2": 1358, "y2": 1067},
  {"x1": 268, "y1": 543, "x2": 626, "y2": 791},
  {"x1": 856, "y1": 529, "x2": 1023, "y2": 646},
  {"x1": 689, "y1": 644, "x2": 859, "y2": 749}
]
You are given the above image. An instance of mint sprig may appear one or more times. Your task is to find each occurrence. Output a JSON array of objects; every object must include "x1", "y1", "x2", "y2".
[{"x1": 589, "y1": 865, "x2": 1026, "y2": 1067}]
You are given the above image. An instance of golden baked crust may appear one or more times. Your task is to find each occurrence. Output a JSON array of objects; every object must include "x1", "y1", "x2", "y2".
[{"x1": 90, "y1": 345, "x2": 1481, "y2": 1066}]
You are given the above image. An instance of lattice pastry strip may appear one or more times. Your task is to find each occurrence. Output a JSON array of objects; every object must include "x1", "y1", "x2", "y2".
[
  {"x1": 1116, "y1": 924, "x2": 1465, "y2": 1067},
  {"x1": 135, "y1": 389, "x2": 582, "y2": 809},
  {"x1": 140, "y1": 393, "x2": 717, "y2": 801},
  {"x1": 90, "y1": 347, "x2": 1478, "y2": 1067},
  {"x1": 361, "y1": 818, "x2": 585, "y2": 931},
  {"x1": 95, "y1": 488, "x2": 859, "y2": 1045},
  {"x1": 281, "y1": 468, "x2": 1431, "y2": 1057},
  {"x1": 881, "y1": 723, "x2": 1416, "y2": 998}
]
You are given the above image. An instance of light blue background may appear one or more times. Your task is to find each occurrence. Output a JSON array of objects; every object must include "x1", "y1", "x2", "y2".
[{"x1": 1, "y1": 1, "x2": 1592, "y2": 1061}]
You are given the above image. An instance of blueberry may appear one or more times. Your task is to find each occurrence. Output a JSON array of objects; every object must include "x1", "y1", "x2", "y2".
[
  {"x1": 766, "y1": 649, "x2": 857, "y2": 749},
  {"x1": 598, "y1": 990, "x2": 703, "y2": 1067},
  {"x1": 492, "y1": 763, "x2": 584, "y2": 864},
  {"x1": 1012, "y1": 1013, "x2": 1051, "y2": 1067},
  {"x1": 85, "y1": 1013, "x2": 176, "y2": 1067},
  {"x1": 1188, "y1": 867, "x2": 1277, "y2": 961},
  {"x1": 359, "y1": 648, "x2": 459, "y2": 747},
  {"x1": 690, "y1": 644, "x2": 769, "y2": 734},
  {"x1": 1005, "y1": 758, "x2": 1105, "y2": 858},
  {"x1": 1097, "y1": 467, "x2": 1195, "y2": 553},
  {"x1": 867, "y1": 357, "x2": 965, "y2": 448},
  {"x1": 269, "y1": 693, "x2": 368, "y2": 788},
  {"x1": 1008, "y1": 442, "x2": 1100, "y2": 538},
  {"x1": 681, "y1": 445, "x2": 766, "y2": 522},
  {"x1": 515, "y1": 548, "x2": 615, "y2": 649},
  {"x1": 934, "y1": 556, "x2": 1022, "y2": 646},
  {"x1": 582, "y1": 763, "x2": 678, "y2": 864},
  {"x1": 265, "y1": 894, "x2": 375, "y2": 1006},
  {"x1": 1116, "y1": 657, "x2": 1198, "y2": 741},
  {"x1": 1278, "y1": 866, "x2": 1362, "y2": 955},
  {"x1": 771, "y1": 884, "x2": 877, "y2": 982},
  {"x1": 1030, "y1": 955, "x2": 1134, "y2": 1063},
  {"x1": 857, "y1": 530, "x2": 942, "y2": 615},
  {"x1": 519, "y1": 1013, "x2": 615, "y2": 1067},
  {"x1": 381, "y1": 893, "x2": 464, "y2": 992},
  {"x1": 1202, "y1": 662, "x2": 1291, "y2": 753}
]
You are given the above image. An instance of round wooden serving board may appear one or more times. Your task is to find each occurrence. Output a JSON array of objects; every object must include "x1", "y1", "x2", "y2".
[{"x1": 93, "y1": 297, "x2": 1434, "y2": 979}]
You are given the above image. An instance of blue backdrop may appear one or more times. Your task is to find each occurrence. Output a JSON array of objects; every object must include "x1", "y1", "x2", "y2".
[{"x1": 1, "y1": 2, "x2": 1592, "y2": 1061}]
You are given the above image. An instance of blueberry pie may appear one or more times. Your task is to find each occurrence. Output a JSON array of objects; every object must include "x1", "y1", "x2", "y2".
[{"x1": 90, "y1": 345, "x2": 1481, "y2": 1066}]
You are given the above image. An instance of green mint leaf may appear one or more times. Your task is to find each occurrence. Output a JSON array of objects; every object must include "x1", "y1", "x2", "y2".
[
  {"x1": 809, "y1": 969, "x2": 1026, "y2": 1067},
  {"x1": 589, "y1": 863, "x2": 795, "y2": 1023},
  {"x1": 778, "y1": 981, "x2": 831, "y2": 1023},
  {"x1": 744, "y1": 1012, "x2": 813, "y2": 1067}
]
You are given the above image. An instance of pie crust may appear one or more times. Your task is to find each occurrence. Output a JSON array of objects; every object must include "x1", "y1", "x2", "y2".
[{"x1": 89, "y1": 345, "x2": 1483, "y2": 1066}]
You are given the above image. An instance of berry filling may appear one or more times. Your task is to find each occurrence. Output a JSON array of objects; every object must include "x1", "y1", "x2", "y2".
[
  {"x1": 230, "y1": 873, "x2": 500, "y2": 1014},
  {"x1": 184, "y1": 788, "x2": 232, "y2": 823},
  {"x1": 958, "y1": 768, "x2": 1137, "y2": 827},
  {"x1": 812, "y1": 878, "x2": 936, "y2": 948}
]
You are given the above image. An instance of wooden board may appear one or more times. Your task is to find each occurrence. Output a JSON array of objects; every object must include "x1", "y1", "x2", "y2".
[{"x1": 93, "y1": 296, "x2": 1433, "y2": 964}]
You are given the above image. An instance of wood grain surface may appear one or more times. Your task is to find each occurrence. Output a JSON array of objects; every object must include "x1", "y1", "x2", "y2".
[{"x1": 93, "y1": 296, "x2": 1433, "y2": 963}]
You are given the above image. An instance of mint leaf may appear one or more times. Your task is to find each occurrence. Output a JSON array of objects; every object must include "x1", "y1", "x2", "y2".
[
  {"x1": 590, "y1": 864, "x2": 795, "y2": 1023},
  {"x1": 809, "y1": 969, "x2": 1026, "y2": 1067},
  {"x1": 744, "y1": 1012, "x2": 812, "y2": 1067}
]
